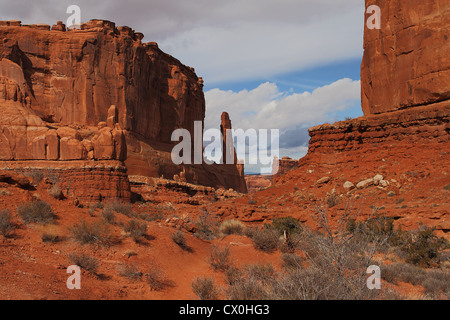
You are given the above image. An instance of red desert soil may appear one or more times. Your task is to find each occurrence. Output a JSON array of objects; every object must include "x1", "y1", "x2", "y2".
[{"x1": 0, "y1": 180, "x2": 283, "y2": 300}]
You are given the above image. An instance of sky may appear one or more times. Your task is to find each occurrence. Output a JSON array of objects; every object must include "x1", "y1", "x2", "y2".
[{"x1": 0, "y1": 0, "x2": 366, "y2": 173}]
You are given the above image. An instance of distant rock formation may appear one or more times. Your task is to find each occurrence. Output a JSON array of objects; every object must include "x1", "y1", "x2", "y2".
[
  {"x1": 272, "y1": 156, "x2": 298, "y2": 180},
  {"x1": 245, "y1": 175, "x2": 272, "y2": 193}
]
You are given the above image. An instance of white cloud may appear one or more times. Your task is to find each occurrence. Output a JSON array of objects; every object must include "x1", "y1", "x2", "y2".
[
  {"x1": 205, "y1": 78, "x2": 361, "y2": 131},
  {"x1": 0, "y1": 0, "x2": 364, "y2": 84},
  {"x1": 204, "y1": 78, "x2": 360, "y2": 165}
]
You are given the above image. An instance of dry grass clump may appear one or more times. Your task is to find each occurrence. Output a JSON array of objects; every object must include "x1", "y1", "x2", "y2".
[
  {"x1": 144, "y1": 263, "x2": 174, "y2": 291},
  {"x1": 171, "y1": 231, "x2": 190, "y2": 251},
  {"x1": 191, "y1": 276, "x2": 221, "y2": 300},
  {"x1": 249, "y1": 228, "x2": 281, "y2": 253},
  {"x1": 219, "y1": 219, "x2": 246, "y2": 235},
  {"x1": 104, "y1": 200, "x2": 135, "y2": 217},
  {"x1": 69, "y1": 219, "x2": 114, "y2": 247},
  {"x1": 68, "y1": 252, "x2": 100, "y2": 274},
  {"x1": 209, "y1": 245, "x2": 232, "y2": 271},
  {"x1": 117, "y1": 263, "x2": 143, "y2": 281},
  {"x1": 122, "y1": 219, "x2": 147, "y2": 243},
  {"x1": 0, "y1": 209, "x2": 15, "y2": 238},
  {"x1": 17, "y1": 200, "x2": 56, "y2": 225},
  {"x1": 194, "y1": 209, "x2": 220, "y2": 240}
]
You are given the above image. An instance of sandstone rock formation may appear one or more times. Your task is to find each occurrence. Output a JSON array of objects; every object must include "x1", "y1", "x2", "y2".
[
  {"x1": 245, "y1": 174, "x2": 272, "y2": 193},
  {"x1": 272, "y1": 156, "x2": 298, "y2": 180},
  {"x1": 0, "y1": 19, "x2": 248, "y2": 200},
  {"x1": 270, "y1": 0, "x2": 449, "y2": 233},
  {"x1": 361, "y1": 0, "x2": 450, "y2": 115}
]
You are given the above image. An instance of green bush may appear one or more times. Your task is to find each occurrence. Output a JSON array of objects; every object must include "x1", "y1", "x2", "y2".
[{"x1": 266, "y1": 216, "x2": 302, "y2": 236}]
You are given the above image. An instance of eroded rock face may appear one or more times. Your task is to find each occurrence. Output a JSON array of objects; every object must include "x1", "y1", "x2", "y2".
[
  {"x1": 272, "y1": 156, "x2": 298, "y2": 180},
  {"x1": 0, "y1": 19, "x2": 247, "y2": 195},
  {"x1": 361, "y1": 0, "x2": 450, "y2": 115},
  {"x1": 271, "y1": 1, "x2": 449, "y2": 231}
]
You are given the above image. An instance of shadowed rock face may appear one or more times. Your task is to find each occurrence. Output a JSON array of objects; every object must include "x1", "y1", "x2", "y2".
[
  {"x1": 361, "y1": 0, "x2": 450, "y2": 115},
  {"x1": 0, "y1": 19, "x2": 247, "y2": 195}
]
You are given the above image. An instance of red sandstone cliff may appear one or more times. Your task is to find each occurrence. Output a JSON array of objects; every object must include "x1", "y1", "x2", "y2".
[
  {"x1": 361, "y1": 0, "x2": 450, "y2": 115},
  {"x1": 0, "y1": 19, "x2": 247, "y2": 199},
  {"x1": 269, "y1": 0, "x2": 449, "y2": 233}
]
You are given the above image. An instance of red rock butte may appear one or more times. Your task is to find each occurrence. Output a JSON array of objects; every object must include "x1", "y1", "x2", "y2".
[
  {"x1": 0, "y1": 19, "x2": 247, "y2": 203},
  {"x1": 270, "y1": 0, "x2": 449, "y2": 235}
]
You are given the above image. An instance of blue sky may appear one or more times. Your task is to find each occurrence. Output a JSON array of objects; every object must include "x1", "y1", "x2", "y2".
[{"x1": 1, "y1": 0, "x2": 365, "y2": 173}]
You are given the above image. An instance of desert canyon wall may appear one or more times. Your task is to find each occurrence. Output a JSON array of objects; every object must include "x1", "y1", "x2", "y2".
[
  {"x1": 0, "y1": 19, "x2": 247, "y2": 203},
  {"x1": 308, "y1": 0, "x2": 449, "y2": 154},
  {"x1": 272, "y1": 0, "x2": 449, "y2": 233}
]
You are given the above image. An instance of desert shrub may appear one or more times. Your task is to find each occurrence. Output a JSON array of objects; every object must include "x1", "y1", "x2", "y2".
[
  {"x1": 27, "y1": 170, "x2": 44, "y2": 186},
  {"x1": 91, "y1": 202, "x2": 104, "y2": 210},
  {"x1": 101, "y1": 208, "x2": 116, "y2": 224},
  {"x1": 0, "y1": 209, "x2": 15, "y2": 238},
  {"x1": 68, "y1": 253, "x2": 99, "y2": 274},
  {"x1": 122, "y1": 219, "x2": 147, "y2": 243},
  {"x1": 191, "y1": 276, "x2": 220, "y2": 300},
  {"x1": 422, "y1": 269, "x2": 450, "y2": 298},
  {"x1": 69, "y1": 219, "x2": 114, "y2": 247},
  {"x1": 226, "y1": 277, "x2": 269, "y2": 300},
  {"x1": 224, "y1": 266, "x2": 243, "y2": 286},
  {"x1": 286, "y1": 198, "x2": 386, "y2": 300},
  {"x1": 400, "y1": 227, "x2": 449, "y2": 267},
  {"x1": 348, "y1": 214, "x2": 395, "y2": 240},
  {"x1": 194, "y1": 210, "x2": 219, "y2": 240},
  {"x1": 326, "y1": 193, "x2": 339, "y2": 208},
  {"x1": 17, "y1": 200, "x2": 55, "y2": 225},
  {"x1": 266, "y1": 216, "x2": 302, "y2": 236},
  {"x1": 251, "y1": 228, "x2": 280, "y2": 252},
  {"x1": 41, "y1": 232, "x2": 60, "y2": 243},
  {"x1": 138, "y1": 211, "x2": 164, "y2": 222},
  {"x1": 117, "y1": 263, "x2": 142, "y2": 281},
  {"x1": 104, "y1": 200, "x2": 135, "y2": 217},
  {"x1": 281, "y1": 253, "x2": 304, "y2": 270},
  {"x1": 144, "y1": 264, "x2": 173, "y2": 291},
  {"x1": 209, "y1": 245, "x2": 231, "y2": 271},
  {"x1": 381, "y1": 263, "x2": 426, "y2": 285},
  {"x1": 171, "y1": 231, "x2": 189, "y2": 250},
  {"x1": 381, "y1": 263, "x2": 450, "y2": 298},
  {"x1": 219, "y1": 219, "x2": 246, "y2": 235},
  {"x1": 244, "y1": 264, "x2": 275, "y2": 283}
]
